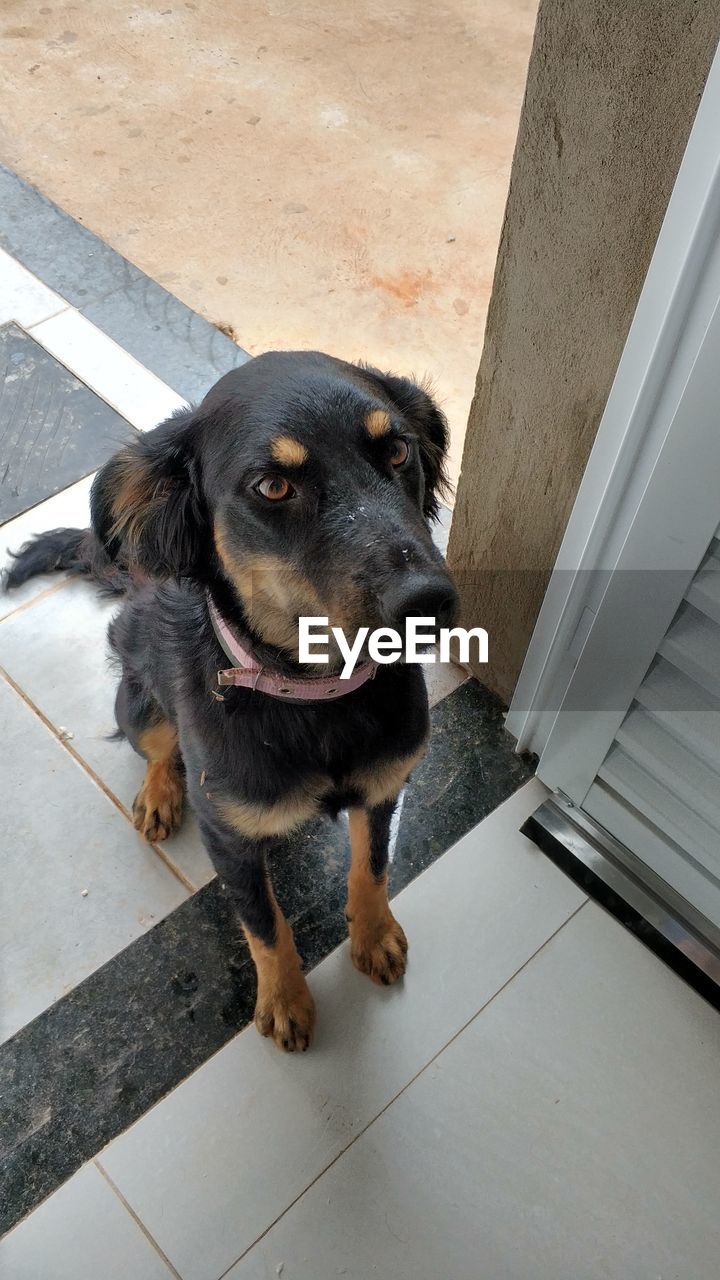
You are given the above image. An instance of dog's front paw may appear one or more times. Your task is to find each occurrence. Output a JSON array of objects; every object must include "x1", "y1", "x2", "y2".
[
  {"x1": 349, "y1": 911, "x2": 408, "y2": 986},
  {"x1": 255, "y1": 975, "x2": 316, "y2": 1052},
  {"x1": 132, "y1": 765, "x2": 184, "y2": 842}
]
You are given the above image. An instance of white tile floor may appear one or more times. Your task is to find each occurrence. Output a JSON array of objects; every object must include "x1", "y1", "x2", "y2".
[
  {"x1": 0, "y1": 1165, "x2": 176, "y2": 1280},
  {"x1": 0, "y1": 577, "x2": 218, "y2": 890},
  {"x1": 4, "y1": 778, "x2": 718, "y2": 1279},
  {"x1": 0, "y1": 550, "x2": 205, "y2": 999},
  {"x1": 0, "y1": 676, "x2": 188, "y2": 1039},
  {"x1": 225, "y1": 904, "x2": 720, "y2": 1280}
]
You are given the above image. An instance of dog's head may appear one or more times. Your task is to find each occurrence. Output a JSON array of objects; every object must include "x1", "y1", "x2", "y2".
[{"x1": 92, "y1": 351, "x2": 458, "y2": 658}]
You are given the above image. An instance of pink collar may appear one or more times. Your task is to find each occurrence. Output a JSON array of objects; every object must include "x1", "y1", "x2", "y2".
[{"x1": 207, "y1": 594, "x2": 377, "y2": 702}]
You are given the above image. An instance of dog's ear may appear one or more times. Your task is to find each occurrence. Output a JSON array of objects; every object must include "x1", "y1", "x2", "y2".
[
  {"x1": 361, "y1": 367, "x2": 450, "y2": 519},
  {"x1": 91, "y1": 409, "x2": 208, "y2": 578}
]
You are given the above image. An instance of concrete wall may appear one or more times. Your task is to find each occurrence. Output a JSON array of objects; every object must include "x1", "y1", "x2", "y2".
[{"x1": 447, "y1": 0, "x2": 720, "y2": 704}]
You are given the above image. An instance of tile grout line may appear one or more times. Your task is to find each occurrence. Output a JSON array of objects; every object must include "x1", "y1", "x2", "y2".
[
  {"x1": 217, "y1": 899, "x2": 590, "y2": 1276},
  {"x1": 219, "y1": 900, "x2": 590, "y2": 1277},
  {"x1": 96, "y1": 897, "x2": 588, "y2": 1280},
  {"x1": 88, "y1": 780, "x2": 544, "y2": 1178},
  {"x1": 0, "y1": 575, "x2": 76, "y2": 624},
  {"x1": 0, "y1": 580, "x2": 464, "y2": 898},
  {"x1": 2, "y1": 686, "x2": 530, "y2": 1238},
  {"x1": 0, "y1": 663, "x2": 198, "y2": 894},
  {"x1": 34, "y1": 303, "x2": 70, "y2": 324},
  {"x1": 94, "y1": 1162, "x2": 184, "y2": 1280}
]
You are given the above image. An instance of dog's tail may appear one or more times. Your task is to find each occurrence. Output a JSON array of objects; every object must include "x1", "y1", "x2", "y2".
[{"x1": 3, "y1": 527, "x2": 129, "y2": 597}]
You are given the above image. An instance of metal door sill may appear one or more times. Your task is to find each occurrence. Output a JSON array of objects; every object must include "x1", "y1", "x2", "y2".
[{"x1": 522, "y1": 794, "x2": 720, "y2": 1011}]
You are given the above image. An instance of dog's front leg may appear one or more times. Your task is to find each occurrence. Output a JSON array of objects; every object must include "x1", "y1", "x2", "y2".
[
  {"x1": 346, "y1": 800, "x2": 408, "y2": 986},
  {"x1": 198, "y1": 819, "x2": 315, "y2": 1051}
]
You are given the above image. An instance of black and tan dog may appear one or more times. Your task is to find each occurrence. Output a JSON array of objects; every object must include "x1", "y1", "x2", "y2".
[{"x1": 7, "y1": 352, "x2": 458, "y2": 1051}]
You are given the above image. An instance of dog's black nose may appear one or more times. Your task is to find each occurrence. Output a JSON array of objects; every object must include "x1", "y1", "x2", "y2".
[{"x1": 382, "y1": 574, "x2": 459, "y2": 631}]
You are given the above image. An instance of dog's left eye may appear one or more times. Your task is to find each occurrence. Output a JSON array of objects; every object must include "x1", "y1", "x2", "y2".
[
  {"x1": 255, "y1": 475, "x2": 295, "y2": 502},
  {"x1": 389, "y1": 437, "x2": 409, "y2": 467}
]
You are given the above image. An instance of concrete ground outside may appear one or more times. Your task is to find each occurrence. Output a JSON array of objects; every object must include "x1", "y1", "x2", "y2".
[{"x1": 0, "y1": 0, "x2": 537, "y2": 488}]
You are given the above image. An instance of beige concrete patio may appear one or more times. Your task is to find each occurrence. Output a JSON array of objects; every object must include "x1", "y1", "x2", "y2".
[{"x1": 0, "y1": 0, "x2": 537, "y2": 487}]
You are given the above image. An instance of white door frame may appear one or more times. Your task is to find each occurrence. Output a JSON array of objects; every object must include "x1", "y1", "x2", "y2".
[{"x1": 507, "y1": 39, "x2": 720, "y2": 764}]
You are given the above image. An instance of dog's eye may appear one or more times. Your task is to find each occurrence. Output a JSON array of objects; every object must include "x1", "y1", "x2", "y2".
[
  {"x1": 255, "y1": 475, "x2": 295, "y2": 502},
  {"x1": 389, "y1": 437, "x2": 409, "y2": 467}
]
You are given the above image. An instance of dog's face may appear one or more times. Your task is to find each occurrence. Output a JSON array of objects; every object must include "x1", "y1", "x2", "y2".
[{"x1": 92, "y1": 351, "x2": 458, "y2": 658}]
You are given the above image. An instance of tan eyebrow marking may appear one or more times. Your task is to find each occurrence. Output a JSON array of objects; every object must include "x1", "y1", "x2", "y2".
[
  {"x1": 364, "y1": 409, "x2": 391, "y2": 438},
  {"x1": 270, "y1": 435, "x2": 308, "y2": 466}
]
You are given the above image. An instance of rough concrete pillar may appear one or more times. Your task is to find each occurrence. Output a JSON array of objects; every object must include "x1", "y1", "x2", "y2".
[{"x1": 447, "y1": 0, "x2": 720, "y2": 704}]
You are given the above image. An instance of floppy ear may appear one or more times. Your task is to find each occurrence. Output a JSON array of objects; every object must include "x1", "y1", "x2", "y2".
[
  {"x1": 361, "y1": 367, "x2": 450, "y2": 519},
  {"x1": 91, "y1": 408, "x2": 208, "y2": 578}
]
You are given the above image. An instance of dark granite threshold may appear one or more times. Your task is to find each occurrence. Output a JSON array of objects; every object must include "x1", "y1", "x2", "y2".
[
  {"x1": 0, "y1": 678, "x2": 533, "y2": 1236},
  {"x1": 0, "y1": 324, "x2": 136, "y2": 522}
]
